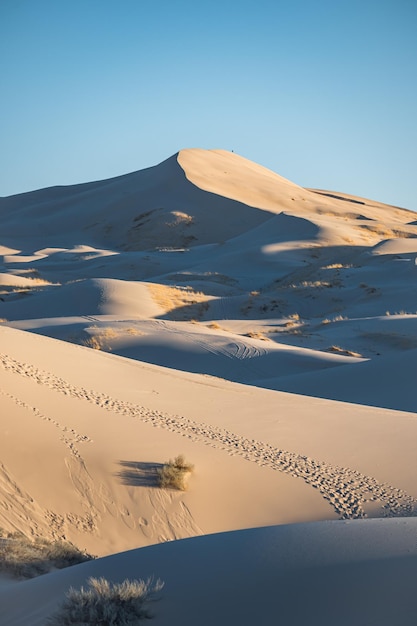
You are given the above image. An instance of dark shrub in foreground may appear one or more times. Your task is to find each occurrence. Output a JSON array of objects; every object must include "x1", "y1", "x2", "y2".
[
  {"x1": 0, "y1": 529, "x2": 92, "y2": 579},
  {"x1": 48, "y1": 576, "x2": 164, "y2": 625}
]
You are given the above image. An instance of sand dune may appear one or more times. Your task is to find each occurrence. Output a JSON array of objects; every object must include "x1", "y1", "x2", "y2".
[
  {"x1": 1, "y1": 149, "x2": 416, "y2": 624},
  {"x1": 2, "y1": 519, "x2": 417, "y2": 626},
  {"x1": 270, "y1": 346, "x2": 417, "y2": 412}
]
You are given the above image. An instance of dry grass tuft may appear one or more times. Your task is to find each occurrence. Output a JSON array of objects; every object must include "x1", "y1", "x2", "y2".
[
  {"x1": 287, "y1": 280, "x2": 333, "y2": 290},
  {"x1": 208, "y1": 321, "x2": 222, "y2": 330},
  {"x1": 167, "y1": 211, "x2": 193, "y2": 226},
  {"x1": 126, "y1": 327, "x2": 145, "y2": 335},
  {"x1": 81, "y1": 326, "x2": 146, "y2": 350},
  {"x1": 359, "y1": 223, "x2": 417, "y2": 239},
  {"x1": 48, "y1": 576, "x2": 164, "y2": 625},
  {"x1": 82, "y1": 336, "x2": 106, "y2": 350},
  {"x1": 26, "y1": 276, "x2": 51, "y2": 285},
  {"x1": 207, "y1": 322, "x2": 232, "y2": 332},
  {"x1": 0, "y1": 529, "x2": 92, "y2": 580},
  {"x1": 326, "y1": 345, "x2": 362, "y2": 357},
  {"x1": 157, "y1": 455, "x2": 194, "y2": 491},
  {"x1": 322, "y1": 263, "x2": 353, "y2": 270},
  {"x1": 148, "y1": 283, "x2": 211, "y2": 320},
  {"x1": 244, "y1": 331, "x2": 269, "y2": 341},
  {"x1": 321, "y1": 315, "x2": 347, "y2": 325}
]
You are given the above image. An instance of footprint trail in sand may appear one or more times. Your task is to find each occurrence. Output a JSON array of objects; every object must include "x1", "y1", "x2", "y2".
[
  {"x1": 0, "y1": 386, "x2": 202, "y2": 545},
  {"x1": 1, "y1": 353, "x2": 416, "y2": 521}
]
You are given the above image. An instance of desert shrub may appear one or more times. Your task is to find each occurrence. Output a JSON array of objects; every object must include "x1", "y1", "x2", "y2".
[
  {"x1": 326, "y1": 345, "x2": 362, "y2": 357},
  {"x1": 322, "y1": 263, "x2": 353, "y2": 269},
  {"x1": 157, "y1": 454, "x2": 194, "y2": 491},
  {"x1": 82, "y1": 336, "x2": 102, "y2": 350},
  {"x1": 48, "y1": 576, "x2": 164, "y2": 625},
  {"x1": 321, "y1": 315, "x2": 347, "y2": 325},
  {"x1": 0, "y1": 530, "x2": 92, "y2": 579},
  {"x1": 208, "y1": 322, "x2": 222, "y2": 330},
  {"x1": 244, "y1": 331, "x2": 269, "y2": 341}
]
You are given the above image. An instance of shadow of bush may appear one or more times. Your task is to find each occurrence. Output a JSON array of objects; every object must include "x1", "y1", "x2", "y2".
[{"x1": 116, "y1": 461, "x2": 163, "y2": 487}]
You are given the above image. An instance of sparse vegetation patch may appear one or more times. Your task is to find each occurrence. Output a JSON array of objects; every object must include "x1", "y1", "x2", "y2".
[
  {"x1": 244, "y1": 331, "x2": 269, "y2": 341},
  {"x1": 322, "y1": 263, "x2": 353, "y2": 270},
  {"x1": 288, "y1": 280, "x2": 334, "y2": 289},
  {"x1": 148, "y1": 283, "x2": 211, "y2": 320},
  {"x1": 321, "y1": 315, "x2": 347, "y2": 325},
  {"x1": 208, "y1": 321, "x2": 222, "y2": 330},
  {"x1": 326, "y1": 345, "x2": 362, "y2": 357},
  {"x1": 157, "y1": 455, "x2": 194, "y2": 491},
  {"x1": 0, "y1": 529, "x2": 92, "y2": 580},
  {"x1": 48, "y1": 576, "x2": 164, "y2": 625},
  {"x1": 78, "y1": 326, "x2": 146, "y2": 351}
]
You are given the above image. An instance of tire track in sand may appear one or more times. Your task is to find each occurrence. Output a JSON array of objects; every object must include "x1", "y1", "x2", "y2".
[{"x1": 1, "y1": 352, "x2": 416, "y2": 520}]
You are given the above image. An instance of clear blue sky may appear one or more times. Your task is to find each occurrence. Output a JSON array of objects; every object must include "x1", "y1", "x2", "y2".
[{"x1": 1, "y1": 0, "x2": 416, "y2": 210}]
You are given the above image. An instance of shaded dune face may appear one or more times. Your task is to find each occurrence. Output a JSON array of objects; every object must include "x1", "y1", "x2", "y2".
[
  {"x1": 1, "y1": 148, "x2": 414, "y2": 251},
  {"x1": 0, "y1": 152, "x2": 286, "y2": 250}
]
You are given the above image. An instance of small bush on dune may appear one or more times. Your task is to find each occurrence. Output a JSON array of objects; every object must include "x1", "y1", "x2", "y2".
[
  {"x1": 244, "y1": 330, "x2": 269, "y2": 340},
  {"x1": 326, "y1": 345, "x2": 362, "y2": 357},
  {"x1": 157, "y1": 454, "x2": 194, "y2": 491},
  {"x1": 45, "y1": 540, "x2": 92, "y2": 568},
  {"x1": 48, "y1": 576, "x2": 164, "y2": 625},
  {"x1": 0, "y1": 530, "x2": 92, "y2": 579}
]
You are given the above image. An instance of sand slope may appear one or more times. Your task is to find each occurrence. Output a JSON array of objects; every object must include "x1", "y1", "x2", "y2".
[
  {"x1": 2, "y1": 519, "x2": 417, "y2": 626},
  {"x1": 272, "y1": 346, "x2": 417, "y2": 412},
  {"x1": 1, "y1": 325, "x2": 416, "y2": 556}
]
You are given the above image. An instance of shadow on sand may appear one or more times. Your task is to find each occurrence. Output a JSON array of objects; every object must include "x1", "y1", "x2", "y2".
[{"x1": 116, "y1": 461, "x2": 163, "y2": 488}]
